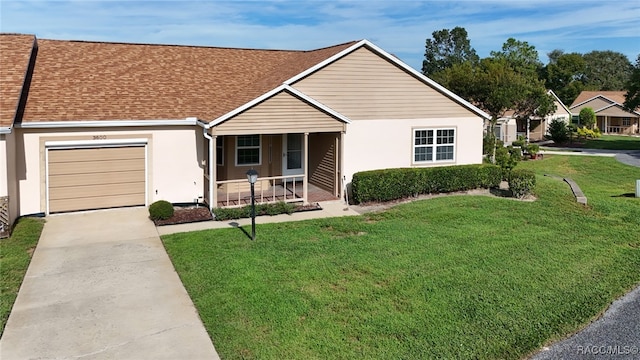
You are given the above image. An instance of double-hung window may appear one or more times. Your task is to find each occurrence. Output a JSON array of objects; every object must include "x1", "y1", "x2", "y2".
[
  {"x1": 413, "y1": 128, "x2": 455, "y2": 163},
  {"x1": 236, "y1": 135, "x2": 261, "y2": 166},
  {"x1": 622, "y1": 117, "x2": 631, "y2": 126}
]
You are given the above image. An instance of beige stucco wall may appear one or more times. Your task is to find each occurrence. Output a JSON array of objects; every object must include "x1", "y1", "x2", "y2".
[
  {"x1": 342, "y1": 117, "x2": 483, "y2": 183},
  {"x1": 14, "y1": 126, "x2": 203, "y2": 215}
]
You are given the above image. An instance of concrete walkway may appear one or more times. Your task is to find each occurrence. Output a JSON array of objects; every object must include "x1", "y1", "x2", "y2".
[{"x1": 0, "y1": 207, "x2": 219, "y2": 360}]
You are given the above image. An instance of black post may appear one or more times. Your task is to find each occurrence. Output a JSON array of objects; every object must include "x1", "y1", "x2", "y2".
[{"x1": 250, "y1": 181, "x2": 256, "y2": 241}]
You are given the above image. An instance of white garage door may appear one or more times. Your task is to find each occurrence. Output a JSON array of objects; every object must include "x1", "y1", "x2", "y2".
[{"x1": 47, "y1": 144, "x2": 146, "y2": 213}]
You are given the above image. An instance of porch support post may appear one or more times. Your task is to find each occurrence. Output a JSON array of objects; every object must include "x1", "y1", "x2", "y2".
[
  {"x1": 334, "y1": 135, "x2": 340, "y2": 197},
  {"x1": 303, "y1": 132, "x2": 309, "y2": 205},
  {"x1": 604, "y1": 117, "x2": 608, "y2": 133},
  {"x1": 211, "y1": 135, "x2": 217, "y2": 209},
  {"x1": 339, "y1": 130, "x2": 345, "y2": 201}
]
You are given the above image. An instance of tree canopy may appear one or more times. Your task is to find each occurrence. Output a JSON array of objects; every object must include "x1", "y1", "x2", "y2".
[
  {"x1": 422, "y1": 27, "x2": 479, "y2": 76},
  {"x1": 582, "y1": 50, "x2": 632, "y2": 90},
  {"x1": 623, "y1": 54, "x2": 640, "y2": 111}
]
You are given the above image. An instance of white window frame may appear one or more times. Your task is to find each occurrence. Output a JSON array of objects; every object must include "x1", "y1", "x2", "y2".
[
  {"x1": 412, "y1": 128, "x2": 456, "y2": 164},
  {"x1": 622, "y1": 117, "x2": 631, "y2": 126},
  {"x1": 235, "y1": 134, "x2": 261, "y2": 166}
]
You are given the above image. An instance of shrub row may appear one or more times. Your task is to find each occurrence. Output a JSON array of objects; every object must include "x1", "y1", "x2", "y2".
[
  {"x1": 351, "y1": 164, "x2": 503, "y2": 204},
  {"x1": 508, "y1": 169, "x2": 536, "y2": 198},
  {"x1": 213, "y1": 201, "x2": 296, "y2": 221}
]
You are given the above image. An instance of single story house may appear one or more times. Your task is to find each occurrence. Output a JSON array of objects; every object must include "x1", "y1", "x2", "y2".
[
  {"x1": 486, "y1": 90, "x2": 571, "y2": 144},
  {"x1": 0, "y1": 34, "x2": 489, "y2": 235},
  {"x1": 569, "y1": 91, "x2": 640, "y2": 134}
]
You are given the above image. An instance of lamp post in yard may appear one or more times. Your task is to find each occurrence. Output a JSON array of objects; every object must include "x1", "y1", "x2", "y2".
[{"x1": 246, "y1": 169, "x2": 258, "y2": 240}]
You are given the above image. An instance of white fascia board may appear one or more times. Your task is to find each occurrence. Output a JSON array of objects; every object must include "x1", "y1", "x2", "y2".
[
  {"x1": 17, "y1": 118, "x2": 198, "y2": 129},
  {"x1": 547, "y1": 89, "x2": 572, "y2": 115},
  {"x1": 209, "y1": 85, "x2": 289, "y2": 127},
  {"x1": 595, "y1": 103, "x2": 640, "y2": 116},
  {"x1": 45, "y1": 138, "x2": 148, "y2": 149},
  {"x1": 208, "y1": 85, "x2": 351, "y2": 127},
  {"x1": 285, "y1": 39, "x2": 491, "y2": 121},
  {"x1": 570, "y1": 95, "x2": 615, "y2": 110},
  {"x1": 285, "y1": 86, "x2": 351, "y2": 124},
  {"x1": 0, "y1": 127, "x2": 11, "y2": 134}
]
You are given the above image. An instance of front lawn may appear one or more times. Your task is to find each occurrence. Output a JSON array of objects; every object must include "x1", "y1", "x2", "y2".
[
  {"x1": 582, "y1": 134, "x2": 640, "y2": 150},
  {"x1": 0, "y1": 217, "x2": 44, "y2": 335},
  {"x1": 163, "y1": 156, "x2": 640, "y2": 359}
]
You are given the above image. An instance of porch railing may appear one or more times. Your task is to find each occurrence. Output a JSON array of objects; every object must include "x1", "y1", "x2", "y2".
[
  {"x1": 215, "y1": 175, "x2": 306, "y2": 208},
  {"x1": 605, "y1": 126, "x2": 626, "y2": 134}
]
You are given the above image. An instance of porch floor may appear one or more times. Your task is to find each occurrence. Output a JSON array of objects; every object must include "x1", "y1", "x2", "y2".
[{"x1": 215, "y1": 183, "x2": 339, "y2": 207}]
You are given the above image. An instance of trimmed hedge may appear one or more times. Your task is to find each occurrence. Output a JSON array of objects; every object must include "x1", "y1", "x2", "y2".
[
  {"x1": 508, "y1": 169, "x2": 536, "y2": 198},
  {"x1": 213, "y1": 201, "x2": 296, "y2": 221},
  {"x1": 351, "y1": 164, "x2": 502, "y2": 204},
  {"x1": 149, "y1": 200, "x2": 174, "y2": 220}
]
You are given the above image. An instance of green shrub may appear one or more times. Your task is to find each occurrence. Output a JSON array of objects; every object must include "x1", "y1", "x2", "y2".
[
  {"x1": 495, "y1": 146, "x2": 521, "y2": 174},
  {"x1": 547, "y1": 119, "x2": 570, "y2": 144},
  {"x1": 351, "y1": 164, "x2": 502, "y2": 204},
  {"x1": 509, "y1": 169, "x2": 536, "y2": 198},
  {"x1": 512, "y1": 136, "x2": 526, "y2": 147},
  {"x1": 213, "y1": 201, "x2": 296, "y2": 221},
  {"x1": 149, "y1": 200, "x2": 174, "y2": 220},
  {"x1": 483, "y1": 134, "x2": 504, "y2": 156}
]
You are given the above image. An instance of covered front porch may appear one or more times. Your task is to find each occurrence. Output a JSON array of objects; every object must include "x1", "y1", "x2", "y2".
[{"x1": 597, "y1": 116, "x2": 639, "y2": 135}]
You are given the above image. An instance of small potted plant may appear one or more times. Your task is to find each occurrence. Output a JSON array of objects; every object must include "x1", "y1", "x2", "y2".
[{"x1": 527, "y1": 144, "x2": 541, "y2": 159}]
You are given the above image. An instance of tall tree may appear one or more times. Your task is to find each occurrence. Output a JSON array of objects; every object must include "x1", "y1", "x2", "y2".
[
  {"x1": 422, "y1": 27, "x2": 479, "y2": 76},
  {"x1": 490, "y1": 38, "x2": 542, "y2": 76},
  {"x1": 623, "y1": 54, "x2": 640, "y2": 111},
  {"x1": 582, "y1": 50, "x2": 632, "y2": 90},
  {"x1": 542, "y1": 51, "x2": 586, "y2": 105}
]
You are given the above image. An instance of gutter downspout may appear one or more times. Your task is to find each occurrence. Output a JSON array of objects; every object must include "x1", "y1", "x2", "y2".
[{"x1": 196, "y1": 119, "x2": 214, "y2": 211}]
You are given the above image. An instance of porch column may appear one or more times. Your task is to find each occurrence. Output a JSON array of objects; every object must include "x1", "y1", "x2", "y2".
[
  {"x1": 604, "y1": 117, "x2": 608, "y2": 133},
  {"x1": 340, "y1": 131, "x2": 345, "y2": 201},
  {"x1": 334, "y1": 135, "x2": 340, "y2": 197},
  {"x1": 303, "y1": 132, "x2": 309, "y2": 205},
  {"x1": 212, "y1": 135, "x2": 217, "y2": 209}
]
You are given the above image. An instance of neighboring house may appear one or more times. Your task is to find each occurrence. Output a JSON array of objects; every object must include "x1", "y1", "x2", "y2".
[
  {"x1": 485, "y1": 117, "x2": 517, "y2": 146},
  {"x1": 0, "y1": 33, "x2": 489, "y2": 234},
  {"x1": 515, "y1": 89, "x2": 572, "y2": 142},
  {"x1": 570, "y1": 91, "x2": 640, "y2": 134}
]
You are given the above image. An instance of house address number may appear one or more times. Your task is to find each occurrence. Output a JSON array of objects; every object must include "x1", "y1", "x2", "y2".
[{"x1": 93, "y1": 135, "x2": 107, "y2": 140}]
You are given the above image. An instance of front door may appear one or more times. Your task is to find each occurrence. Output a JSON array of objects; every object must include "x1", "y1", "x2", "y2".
[{"x1": 282, "y1": 133, "x2": 304, "y2": 178}]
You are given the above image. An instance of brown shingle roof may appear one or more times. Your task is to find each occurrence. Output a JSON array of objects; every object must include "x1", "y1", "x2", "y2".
[
  {"x1": 570, "y1": 91, "x2": 627, "y2": 108},
  {"x1": 20, "y1": 38, "x2": 356, "y2": 122},
  {"x1": 0, "y1": 34, "x2": 35, "y2": 127}
]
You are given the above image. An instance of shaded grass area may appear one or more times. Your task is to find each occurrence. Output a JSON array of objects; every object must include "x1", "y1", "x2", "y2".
[
  {"x1": 163, "y1": 156, "x2": 640, "y2": 359},
  {"x1": 0, "y1": 217, "x2": 45, "y2": 335},
  {"x1": 582, "y1": 135, "x2": 640, "y2": 150}
]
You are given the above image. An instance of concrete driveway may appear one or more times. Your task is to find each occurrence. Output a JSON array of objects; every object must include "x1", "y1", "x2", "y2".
[{"x1": 0, "y1": 207, "x2": 219, "y2": 360}]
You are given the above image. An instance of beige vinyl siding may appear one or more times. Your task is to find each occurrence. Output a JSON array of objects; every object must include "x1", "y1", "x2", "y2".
[
  {"x1": 48, "y1": 146, "x2": 145, "y2": 213},
  {"x1": 215, "y1": 92, "x2": 344, "y2": 135},
  {"x1": 308, "y1": 133, "x2": 337, "y2": 194},
  {"x1": 571, "y1": 98, "x2": 612, "y2": 113},
  {"x1": 292, "y1": 47, "x2": 475, "y2": 120},
  {"x1": 596, "y1": 106, "x2": 638, "y2": 118}
]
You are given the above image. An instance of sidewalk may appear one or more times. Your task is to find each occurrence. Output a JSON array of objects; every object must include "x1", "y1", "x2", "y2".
[{"x1": 157, "y1": 200, "x2": 360, "y2": 236}]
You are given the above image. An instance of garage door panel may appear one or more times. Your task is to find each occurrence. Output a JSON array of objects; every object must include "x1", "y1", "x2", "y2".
[
  {"x1": 49, "y1": 147, "x2": 145, "y2": 163},
  {"x1": 48, "y1": 159, "x2": 144, "y2": 176},
  {"x1": 48, "y1": 170, "x2": 145, "y2": 188},
  {"x1": 49, "y1": 193, "x2": 146, "y2": 213},
  {"x1": 47, "y1": 145, "x2": 147, "y2": 213},
  {"x1": 49, "y1": 182, "x2": 146, "y2": 200}
]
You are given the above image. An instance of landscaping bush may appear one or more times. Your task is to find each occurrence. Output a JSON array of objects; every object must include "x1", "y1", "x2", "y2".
[
  {"x1": 148, "y1": 200, "x2": 174, "y2": 220},
  {"x1": 547, "y1": 119, "x2": 570, "y2": 144},
  {"x1": 495, "y1": 146, "x2": 521, "y2": 174},
  {"x1": 512, "y1": 136, "x2": 526, "y2": 147},
  {"x1": 213, "y1": 201, "x2": 296, "y2": 221},
  {"x1": 483, "y1": 134, "x2": 504, "y2": 156},
  {"x1": 508, "y1": 169, "x2": 536, "y2": 198},
  {"x1": 351, "y1": 164, "x2": 502, "y2": 204}
]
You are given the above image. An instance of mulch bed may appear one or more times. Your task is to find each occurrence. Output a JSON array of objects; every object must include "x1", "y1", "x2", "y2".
[
  {"x1": 153, "y1": 207, "x2": 213, "y2": 226},
  {"x1": 153, "y1": 203, "x2": 322, "y2": 226}
]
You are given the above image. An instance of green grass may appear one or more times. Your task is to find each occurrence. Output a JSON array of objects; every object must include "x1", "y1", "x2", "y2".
[
  {"x1": 582, "y1": 135, "x2": 640, "y2": 150},
  {"x1": 163, "y1": 156, "x2": 640, "y2": 359},
  {"x1": 0, "y1": 217, "x2": 44, "y2": 335}
]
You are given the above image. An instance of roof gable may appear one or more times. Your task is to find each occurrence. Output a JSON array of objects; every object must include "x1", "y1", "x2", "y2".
[
  {"x1": 286, "y1": 40, "x2": 490, "y2": 120},
  {"x1": 0, "y1": 34, "x2": 35, "y2": 128},
  {"x1": 570, "y1": 91, "x2": 627, "y2": 109}
]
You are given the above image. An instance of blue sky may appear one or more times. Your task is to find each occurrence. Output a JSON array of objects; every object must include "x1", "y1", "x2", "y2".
[{"x1": 1, "y1": 0, "x2": 639, "y2": 70}]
